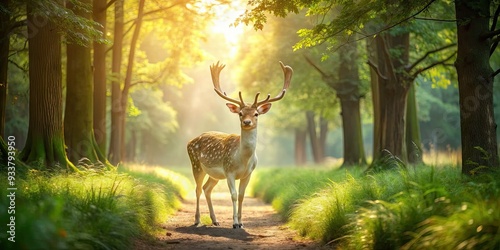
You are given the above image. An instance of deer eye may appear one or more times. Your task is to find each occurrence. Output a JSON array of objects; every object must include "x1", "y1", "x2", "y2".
[
  {"x1": 239, "y1": 111, "x2": 243, "y2": 117},
  {"x1": 254, "y1": 113, "x2": 259, "y2": 117}
]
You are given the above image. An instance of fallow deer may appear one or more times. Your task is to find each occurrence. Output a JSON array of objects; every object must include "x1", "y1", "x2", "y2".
[{"x1": 187, "y1": 61, "x2": 293, "y2": 228}]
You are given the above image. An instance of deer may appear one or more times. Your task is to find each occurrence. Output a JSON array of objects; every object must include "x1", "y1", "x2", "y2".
[{"x1": 187, "y1": 61, "x2": 293, "y2": 229}]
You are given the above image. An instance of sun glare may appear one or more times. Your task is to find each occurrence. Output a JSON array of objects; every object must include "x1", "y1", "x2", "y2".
[{"x1": 208, "y1": 1, "x2": 247, "y2": 56}]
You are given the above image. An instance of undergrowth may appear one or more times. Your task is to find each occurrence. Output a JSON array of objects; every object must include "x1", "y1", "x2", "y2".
[
  {"x1": 251, "y1": 165, "x2": 500, "y2": 249},
  {"x1": 0, "y1": 165, "x2": 191, "y2": 250}
]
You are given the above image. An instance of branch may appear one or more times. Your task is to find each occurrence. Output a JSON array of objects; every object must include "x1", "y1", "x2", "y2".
[
  {"x1": 491, "y1": 3, "x2": 500, "y2": 32},
  {"x1": 378, "y1": 35, "x2": 397, "y2": 81},
  {"x1": 411, "y1": 51, "x2": 457, "y2": 78},
  {"x1": 10, "y1": 19, "x2": 26, "y2": 31},
  {"x1": 324, "y1": 0, "x2": 437, "y2": 49},
  {"x1": 105, "y1": 0, "x2": 117, "y2": 10},
  {"x1": 367, "y1": 60, "x2": 388, "y2": 80},
  {"x1": 414, "y1": 17, "x2": 456, "y2": 22},
  {"x1": 491, "y1": 67, "x2": 500, "y2": 78},
  {"x1": 123, "y1": 20, "x2": 136, "y2": 39},
  {"x1": 407, "y1": 43, "x2": 456, "y2": 72},
  {"x1": 8, "y1": 59, "x2": 27, "y2": 73},
  {"x1": 490, "y1": 4, "x2": 500, "y2": 56},
  {"x1": 491, "y1": 40, "x2": 499, "y2": 56},
  {"x1": 481, "y1": 28, "x2": 500, "y2": 40},
  {"x1": 303, "y1": 55, "x2": 329, "y2": 78},
  {"x1": 124, "y1": 3, "x2": 185, "y2": 26}
]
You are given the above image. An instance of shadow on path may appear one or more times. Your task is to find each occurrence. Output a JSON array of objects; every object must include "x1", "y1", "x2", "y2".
[{"x1": 175, "y1": 224, "x2": 254, "y2": 241}]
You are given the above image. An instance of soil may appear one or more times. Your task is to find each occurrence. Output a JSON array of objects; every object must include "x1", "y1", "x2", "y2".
[{"x1": 134, "y1": 190, "x2": 329, "y2": 250}]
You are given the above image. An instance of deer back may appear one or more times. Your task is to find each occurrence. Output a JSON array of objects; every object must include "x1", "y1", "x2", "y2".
[{"x1": 187, "y1": 132, "x2": 241, "y2": 171}]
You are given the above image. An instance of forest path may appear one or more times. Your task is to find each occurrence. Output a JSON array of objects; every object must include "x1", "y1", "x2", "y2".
[{"x1": 135, "y1": 191, "x2": 327, "y2": 249}]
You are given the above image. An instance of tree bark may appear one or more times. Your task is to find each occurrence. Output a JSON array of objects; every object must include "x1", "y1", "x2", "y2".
[
  {"x1": 305, "y1": 42, "x2": 366, "y2": 166},
  {"x1": 455, "y1": 0, "x2": 499, "y2": 174},
  {"x1": 93, "y1": 0, "x2": 107, "y2": 154},
  {"x1": 126, "y1": 129, "x2": 137, "y2": 162},
  {"x1": 64, "y1": 0, "x2": 108, "y2": 166},
  {"x1": 337, "y1": 42, "x2": 366, "y2": 166},
  {"x1": 108, "y1": 0, "x2": 124, "y2": 165},
  {"x1": 306, "y1": 111, "x2": 323, "y2": 163},
  {"x1": 339, "y1": 97, "x2": 366, "y2": 166},
  {"x1": 21, "y1": 8, "x2": 76, "y2": 170},
  {"x1": 406, "y1": 82, "x2": 423, "y2": 164},
  {"x1": 319, "y1": 116, "x2": 328, "y2": 162},
  {"x1": 0, "y1": 0, "x2": 10, "y2": 138},
  {"x1": 367, "y1": 39, "x2": 381, "y2": 163},
  {"x1": 120, "y1": 0, "x2": 145, "y2": 161},
  {"x1": 370, "y1": 33, "x2": 411, "y2": 167},
  {"x1": 295, "y1": 128, "x2": 307, "y2": 165}
]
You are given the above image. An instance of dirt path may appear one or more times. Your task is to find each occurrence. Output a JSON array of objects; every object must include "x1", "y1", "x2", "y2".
[{"x1": 135, "y1": 191, "x2": 327, "y2": 250}]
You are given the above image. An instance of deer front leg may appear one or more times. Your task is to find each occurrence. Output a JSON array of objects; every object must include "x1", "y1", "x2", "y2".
[
  {"x1": 237, "y1": 174, "x2": 252, "y2": 228},
  {"x1": 203, "y1": 177, "x2": 220, "y2": 226},
  {"x1": 226, "y1": 175, "x2": 240, "y2": 228}
]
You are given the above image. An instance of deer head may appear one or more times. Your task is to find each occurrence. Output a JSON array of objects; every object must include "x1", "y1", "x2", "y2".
[{"x1": 210, "y1": 61, "x2": 293, "y2": 130}]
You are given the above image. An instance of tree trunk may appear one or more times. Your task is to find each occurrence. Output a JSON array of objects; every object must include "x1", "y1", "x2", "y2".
[
  {"x1": 367, "y1": 39, "x2": 381, "y2": 163},
  {"x1": 371, "y1": 33, "x2": 410, "y2": 167},
  {"x1": 0, "y1": 0, "x2": 10, "y2": 138},
  {"x1": 21, "y1": 9, "x2": 76, "y2": 170},
  {"x1": 64, "y1": 0, "x2": 108, "y2": 166},
  {"x1": 339, "y1": 97, "x2": 366, "y2": 166},
  {"x1": 0, "y1": 0, "x2": 18, "y2": 170},
  {"x1": 108, "y1": 0, "x2": 124, "y2": 165},
  {"x1": 319, "y1": 116, "x2": 328, "y2": 161},
  {"x1": 305, "y1": 41, "x2": 365, "y2": 166},
  {"x1": 306, "y1": 111, "x2": 323, "y2": 163},
  {"x1": 120, "y1": 0, "x2": 145, "y2": 162},
  {"x1": 406, "y1": 82, "x2": 423, "y2": 164},
  {"x1": 337, "y1": 41, "x2": 366, "y2": 166},
  {"x1": 455, "y1": 0, "x2": 499, "y2": 174},
  {"x1": 295, "y1": 128, "x2": 307, "y2": 165},
  {"x1": 93, "y1": 0, "x2": 107, "y2": 154},
  {"x1": 126, "y1": 129, "x2": 136, "y2": 162}
]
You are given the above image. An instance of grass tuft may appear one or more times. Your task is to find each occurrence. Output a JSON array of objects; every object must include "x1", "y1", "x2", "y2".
[
  {"x1": 251, "y1": 165, "x2": 500, "y2": 249},
  {"x1": 0, "y1": 164, "x2": 191, "y2": 250}
]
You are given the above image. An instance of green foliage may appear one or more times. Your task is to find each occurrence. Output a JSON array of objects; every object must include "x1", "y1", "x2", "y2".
[
  {"x1": 405, "y1": 200, "x2": 500, "y2": 249},
  {"x1": 250, "y1": 166, "x2": 500, "y2": 249},
  {"x1": 235, "y1": 0, "x2": 301, "y2": 30},
  {"x1": 129, "y1": 87, "x2": 178, "y2": 140},
  {"x1": 5, "y1": 41, "x2": 29, "y2": 149},
  {"x1": 251, "y1": 167, "x2": 365, "y2": 218},
  {"x1": 239, "y1": 0, "x2": 437, "y2": 50},
  {"x1": 127, "y1": 87, "x2": 178, "y2": 164},
  {"x1": 0, "y1": 165, "x2": 190, "y2": 249},
  {"x1": 25, "y1": 0, "x2": 106, "y2": 46},
  {"x1": 235, "y1": 11, "x2": 340, "y2": 134},
  {"x1": 416, "y1": 78, "x2": 461, "y2": 150}
]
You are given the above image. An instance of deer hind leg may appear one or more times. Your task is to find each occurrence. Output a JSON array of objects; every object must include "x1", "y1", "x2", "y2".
[
  {"x1": 191, "y1": 157, "x2": 206, "y2": 226},
  {"x1": 203, "y1": 177, "x2": 220, "y2": 226}
]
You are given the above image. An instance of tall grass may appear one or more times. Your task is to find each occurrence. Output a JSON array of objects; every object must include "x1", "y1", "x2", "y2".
[
  {"x1": 251, "y1": 165, "x2": 500, "y2": 249},
  {"x1": 0, "y1": 165, "x2": 191, "y2": 250},
  {"x1": 250, "y1": 167, "x2": 365, "y2": 218}
]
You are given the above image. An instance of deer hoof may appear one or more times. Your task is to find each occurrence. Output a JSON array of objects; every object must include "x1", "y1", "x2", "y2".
[
  {"x1": 233, "y1": 223, "x2": 243, "y2": 229},
  {"x1": 212, "y1": 222, "x2": 220, "y2": 226}
]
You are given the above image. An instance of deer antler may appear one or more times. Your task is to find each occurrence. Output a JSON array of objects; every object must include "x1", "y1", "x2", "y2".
[
  {"x1": 253, "y1": 61, "x2": 293, "y2": 107},
  {"x1": 210, "y1": 61, "x2": 244, "y2": 106}
]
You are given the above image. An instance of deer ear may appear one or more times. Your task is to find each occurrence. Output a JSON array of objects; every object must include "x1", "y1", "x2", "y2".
[
  {"x1": 226, "y1": 103, "x2": 240, "y2": 113},
  {"x1": 257, "y1": 103, "x2": 272, "y2": 114}
]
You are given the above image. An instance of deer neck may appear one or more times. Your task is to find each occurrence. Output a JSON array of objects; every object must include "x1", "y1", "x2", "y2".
[{"x1": 238, "y1": 128, "x2": 258, "y2": 159}]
